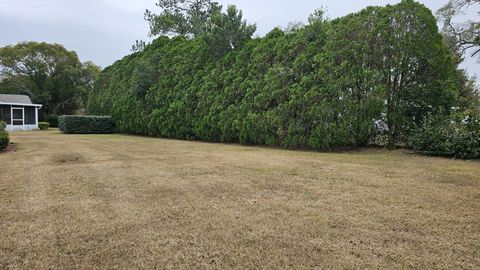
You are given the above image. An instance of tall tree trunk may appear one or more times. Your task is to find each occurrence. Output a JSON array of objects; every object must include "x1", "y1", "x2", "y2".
[{"x1": 386, "y1": 75, "x2": 397, "y2": 149}]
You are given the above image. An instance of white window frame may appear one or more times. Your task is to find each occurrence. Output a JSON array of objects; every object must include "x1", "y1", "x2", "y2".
[{"x1": 11, "y1": 106, "x2": 24, "y2": 126}]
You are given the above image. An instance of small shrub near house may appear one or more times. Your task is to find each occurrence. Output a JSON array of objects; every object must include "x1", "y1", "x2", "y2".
[
  {"x1": 411, "y1": 110, "x2": 480, "y2": 159},
  {"x1": 58, "y1": 115, "x2": 115, "y2": 134},
  {"x1": 39, "y1": 122, "x2": 49, "y2": 130},
  {"x1": 0, "y1": 121, "x2": 9, "y2": 150}
]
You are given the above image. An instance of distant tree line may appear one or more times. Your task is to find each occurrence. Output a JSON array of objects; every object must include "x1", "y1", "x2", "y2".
[
  {"x1": 0, "y1": 42, "x2": 101, "y2": 124},
  {"x1": 87, "y1": 0, "x2": 479, "y2": 156}
]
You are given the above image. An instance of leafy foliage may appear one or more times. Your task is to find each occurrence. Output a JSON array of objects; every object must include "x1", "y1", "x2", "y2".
[
  {"x1": 0, "y1": 131, "x2": 8, "y2": 150},
  {"x1": 203, "y1": 5, "x2": 257, "y2": 56},
  {"x1": 145, "y1": 0, "x2": 256, "y2": 56},
  {"x1": 145, "y1": 0, "x2": 220, "y2": 38},
  {"x1": 58, "y1": 115, "x2": 115, "y2": 134},
  {"x1": 0, "y1": 42, "x2": 101, "y2": 121},
  {"x1": 88, "y1": 1, "x2": 462, "y2": 152},
  {"x1": 131, "y1": 40, "x2": 147, "y2": 53},
  {"x1": 411, "y1": 109, "x2": 480, "y2": 159},
  {"x1": 0, "y1": 121, "x2": 8, "y2": 150}
]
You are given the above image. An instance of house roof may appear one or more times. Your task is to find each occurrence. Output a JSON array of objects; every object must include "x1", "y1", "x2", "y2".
[
  {"x1": 0, "y1": 94, "x2": 33, "y2": 104},
  {"x1": 0, "y1": 94, "x2": 41, "y2": 107}
]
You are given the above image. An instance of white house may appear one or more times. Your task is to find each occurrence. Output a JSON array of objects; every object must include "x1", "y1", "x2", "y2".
[{"x1": 0, "y1": 94, "x2": 42, "y2": 131}]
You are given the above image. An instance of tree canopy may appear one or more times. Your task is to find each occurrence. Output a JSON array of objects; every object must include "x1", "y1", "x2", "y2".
[
  {"x1": 144, "y1": 0, "x2": 256, "y2": 55},
  {"x1": 0, "y1": 42, "x2": 101, "y2": 121},
  {"x1": 145, "y1": 0, "x2": 221, "y2": 38},
  {"x1": 88, "y1": 0, "x2": 465, "y2": 150}
]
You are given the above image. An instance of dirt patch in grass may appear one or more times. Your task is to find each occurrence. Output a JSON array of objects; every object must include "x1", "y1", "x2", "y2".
[
  {"x1": 0, "y1": 130, "x2": 479, "y2": 269},
  {"x1": 50, "y1": 153, "x2": 86, "y2": 165}
]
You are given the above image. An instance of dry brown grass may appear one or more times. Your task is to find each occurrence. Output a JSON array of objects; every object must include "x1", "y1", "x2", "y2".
[{"x1": 0, "y1": 130, "x2": 479, "y2": 269}]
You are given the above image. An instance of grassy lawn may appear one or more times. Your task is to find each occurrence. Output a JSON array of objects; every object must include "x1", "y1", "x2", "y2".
[{"x1": 0, "y1": 130, "x2": 479, "y2": 269}]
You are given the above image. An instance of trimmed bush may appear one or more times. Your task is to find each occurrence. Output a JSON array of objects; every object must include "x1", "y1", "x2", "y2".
[
  {"x1": 39, "y1": 122, "x2": 49, "y2": 130},
  {"x1": 58, "y1": 115, "x2": 115, "y2": 134},
  {"x1": 0, "y1": 131, "x2": 9, "y2": 150},
  {"x1": 411, "y1": 110, "x2": 480, "y2": 159},
  {"x1": 0, "y1": 121, "x2": 8, "y2": 150}
]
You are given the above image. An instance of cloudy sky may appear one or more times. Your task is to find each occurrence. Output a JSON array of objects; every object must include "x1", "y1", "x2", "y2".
[{"x1": 0, "y1": 0, "x2": 478, "y2": 81}]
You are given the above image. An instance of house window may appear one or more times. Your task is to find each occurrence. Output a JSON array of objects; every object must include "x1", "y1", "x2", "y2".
[{"x1": 12, "y1": 108, "x2": 24, "y2": 126}]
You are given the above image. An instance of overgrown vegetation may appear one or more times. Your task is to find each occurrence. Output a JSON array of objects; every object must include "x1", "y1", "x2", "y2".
[
  {"x1": 0, "y1": 42, "x2": 101, "y2": 121},
  {"x1": 58, "y1": 115, "x2": 115, "y2": 134},
  {"x1": 0, "y1": 121, "x2": 9, "y2": 150},
  {"x1": 411, "y1": 109, "x2": 480, "y2": 159},
  {"x1": 88, "y1": 0, "x2": 479, "y2": 157}
]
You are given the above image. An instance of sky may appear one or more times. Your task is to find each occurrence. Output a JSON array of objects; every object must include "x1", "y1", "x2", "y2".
[{"x1": 0, "y1": 0, "x2": 478, "y2": 82}]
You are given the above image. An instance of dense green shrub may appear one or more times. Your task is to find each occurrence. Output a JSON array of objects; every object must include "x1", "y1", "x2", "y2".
[
  {"x1": 87, "y1": 0, "x2": 461, "y2": 151},
  {"x1": 411, "y1": 110, "x2": 480, "y2": 159},
  {"x1": 0, "y1": 130, "x2": 8, "y2": 150},
  {"x1": 58, "y1": 115, "x2": 115, "y2": 134},
  {"x1": 38, "y1": 122, "x2": 49, "y2": 130},
  {"x1": 0, "y1": 121, "x2": 7, "y2": 150}
]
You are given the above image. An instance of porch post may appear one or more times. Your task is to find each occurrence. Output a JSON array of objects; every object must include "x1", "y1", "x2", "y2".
[{"x1": 35, "y1": 107, "x2": 39, "y2": 129}]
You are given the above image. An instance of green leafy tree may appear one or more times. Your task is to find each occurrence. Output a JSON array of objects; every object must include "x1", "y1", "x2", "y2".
[
  {"x1": 0, "y1": 42, "x2": 101, "y2": 120},
  {"x1": 145, "y1": 0, "x2": 221, "y2": 38},
  {"x1": 145, "y1": 0, "x2": 256, "y2": 55},
  {"x1": 455, "y1": 69, "x2": 480, "y2": 109},
  {"x1": 204, "y1": 5, "x2": 257, "y2": 56},
  {"x1": 320, "y1": 6, "x2": 385, "y2": 147},
  {"x1": 375, "y1": 0, "x2": 459, "y2": 148}
]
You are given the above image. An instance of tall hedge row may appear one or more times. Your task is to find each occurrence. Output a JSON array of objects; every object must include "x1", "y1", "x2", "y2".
[{"x1": 87, "y1": 0, "x2": 461, "y2": 151}]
